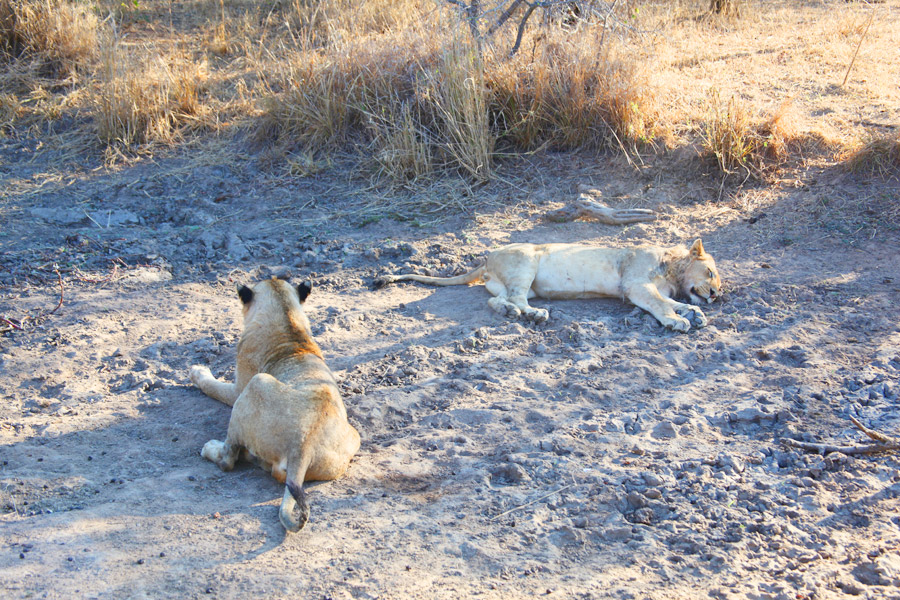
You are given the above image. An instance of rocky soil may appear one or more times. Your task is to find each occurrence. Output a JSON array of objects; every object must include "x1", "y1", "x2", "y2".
[{"x1": 2, "y1": 139, "x2": 900, "y2": 599}]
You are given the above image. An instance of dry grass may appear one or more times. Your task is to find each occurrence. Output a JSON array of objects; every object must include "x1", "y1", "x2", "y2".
[
  {"x1": 95, "y1": 34, "x2": 211, "y2": 148},
  {"x1": 0, "y1": 0, "x2": 98, "y2": 79},
  {"x1": 701, "y1": 92, "x2": 800, "y2": 178},
  {"x1": 845, "y1": 133, "x2": 900, "y2": 177},
  {"x1": 486, "y1": 35, "x2": 656, "y2": 155},
  {"x1": 0, "y1": 0, "x2": 897, "y2": 184}
]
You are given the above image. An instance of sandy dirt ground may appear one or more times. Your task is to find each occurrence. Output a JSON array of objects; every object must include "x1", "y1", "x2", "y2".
[{"x1": 2, "y1": 143, "x2": 900, "y2": 600}]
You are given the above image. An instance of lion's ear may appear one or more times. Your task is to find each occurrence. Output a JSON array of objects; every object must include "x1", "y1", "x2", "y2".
[
  {"x1": 297, "y1": 281, "x2": 312, "y2": 303},
  {"x1": 689, "y1": 239, "x2": 706, "y2": 258},
  {"x1": 237, "y1": 284, "x2": 254, "y2": 305}
]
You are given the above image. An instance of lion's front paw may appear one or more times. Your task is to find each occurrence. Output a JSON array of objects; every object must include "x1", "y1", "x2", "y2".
[
  {"x1": 190, "y1": 365, "x2": 212, "y2": 387},
  {"x1": 663, "y1": 315, "x2": 691, "y2": 332},
  {"x1": 676, "y1": 305, "x2": 708, "y2": 328}
]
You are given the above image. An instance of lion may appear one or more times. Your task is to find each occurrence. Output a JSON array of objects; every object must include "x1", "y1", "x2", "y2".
[
  {"x1": 190, "y1": 277, "x2": 360, "y2": 531},
  {"x1": 375, "y1": 239, "x2": 721, "y2": 332}
]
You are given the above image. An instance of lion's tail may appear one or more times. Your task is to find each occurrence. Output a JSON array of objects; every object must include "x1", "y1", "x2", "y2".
[
  {"x1": 373, "y1": 262, "x2": 486, "y2": 289},
  {"x1": 279, "y1": 450, "x2": 312, "y2": 532}
]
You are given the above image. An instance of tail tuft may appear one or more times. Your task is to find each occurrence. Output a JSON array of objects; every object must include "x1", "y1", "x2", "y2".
[
  {"x1": 372, "y1": 276, "x2": 393, "y2": 290},
  {"x1": 279, "y1": 480, "x2": 310, "y2": 532}
]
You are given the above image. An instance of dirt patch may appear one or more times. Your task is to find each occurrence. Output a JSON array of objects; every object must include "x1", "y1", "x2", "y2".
[{"x1": 2, "y1": 136, "x2": 900, "y2": 599}]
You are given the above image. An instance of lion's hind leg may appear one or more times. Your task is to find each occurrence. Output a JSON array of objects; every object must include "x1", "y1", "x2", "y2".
[
  {"x1": 500, "y1": 280, "x2": 548, "y2": 324},
  {"x1": 201, "y1": 439, "x2": 240, "y2": 471},
  {"x1": 485, "y1": 277, "x2": 522, "y2": 319},
  {"x1": 190, "y1": 365, "x2": 239, "y2": 407},
  {"x1": 484, "y1": 271, "x2": 548, "y2": 323}
]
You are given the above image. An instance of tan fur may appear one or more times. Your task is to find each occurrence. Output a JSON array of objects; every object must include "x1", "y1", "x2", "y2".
[
  {"x1": 190, "y1": 278, "x2": 360, "y2": 531},
  {"x1": 376, "y1": 239, "x2": 722, "y2": 332}
]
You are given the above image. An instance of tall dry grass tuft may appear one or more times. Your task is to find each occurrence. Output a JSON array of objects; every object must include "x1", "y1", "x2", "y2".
[
  {"x1": 253, "y1": 26, "x2": 442, "y2": 163},
  {"x1": 845, "y1": 133, "x2": 900, "y2": 177},
  {"x1": 702, "y1": 93, "x2": 797, "y2": 177},
  {"x1": 0, "y1": 0, "x2": 98, "y2": 79},
  {"x1": 427, "y1": 41, "x2": 494, "y2": 181},
  {"x1": 366, "y1": 99, "x2": 433, "y2": 182},
  {"x1": 95, "y1": 34, "x2": 210, "y2": 149},
  {"x1": 255, "y1": 3, "x2": 656, "y2": 181},
  {"x1": 485, "y1": 28, "x2": 657, "y2": 155}
]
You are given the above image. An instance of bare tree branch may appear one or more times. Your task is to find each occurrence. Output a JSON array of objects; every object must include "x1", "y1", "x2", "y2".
[{"x1": 783, "y1": 413, "x2": 900, "y2": 456}]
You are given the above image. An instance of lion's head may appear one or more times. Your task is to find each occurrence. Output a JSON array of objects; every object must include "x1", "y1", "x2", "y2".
[{"x1": 680, "y1": 239, "x2": 721, "y2": 305}]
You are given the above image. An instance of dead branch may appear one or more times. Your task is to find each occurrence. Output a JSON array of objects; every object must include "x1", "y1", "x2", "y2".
[
  {"x1": 544, "y1": 191, "x2": 656, "y2": 225},
  {"x1": 849, "y1": 414, "x2": 899, "y2": 445},
  {"x1": 489, "y1": 483, "x2": 575, "y2": 521},
  {"x1": 1, "y1": 317, "x2": 24, "y2": 332},
  {"x1": 510, "y1": 2, "x2": 539, "y2": 56},
  {"x1": 487, "y1": 0, "x2": 526, "y2": 36},
  {"x1": 783, "y1": 414, "x2": 900, "y2": 456}
]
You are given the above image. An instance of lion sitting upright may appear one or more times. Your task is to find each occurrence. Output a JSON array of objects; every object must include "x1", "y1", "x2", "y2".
[
  {"x1": 376, "y1": 239, "x2": 722, "y2": 332},
  {"x1": 190, "y1": 278, "x2": 360, "y2": 531}
]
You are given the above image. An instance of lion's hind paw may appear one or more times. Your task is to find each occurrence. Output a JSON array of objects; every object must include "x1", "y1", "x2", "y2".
[{"x1": 525, "y1": 307, "x2": 549, "y2": 324}]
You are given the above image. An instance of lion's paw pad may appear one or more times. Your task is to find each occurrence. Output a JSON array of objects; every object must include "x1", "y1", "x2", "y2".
[{"x1": 666, "y1": 316, "x2": 691, "y2": 332}]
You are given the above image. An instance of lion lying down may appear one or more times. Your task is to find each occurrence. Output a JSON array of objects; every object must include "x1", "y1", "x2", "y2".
[
  {"x1": 190, "y1": 278, "x2": 360, "y2": 531},
  {"x1": 376, "y1": 239, "x2": 722, "y2": 332}
]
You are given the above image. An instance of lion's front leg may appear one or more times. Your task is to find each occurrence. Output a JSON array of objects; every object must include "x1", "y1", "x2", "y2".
[
  {"x1": 626, "y1": 284, "x2": 696, "y2": 332},
  {"x1": 190, "y1": 365, "x2": 239, "y2": 407}
]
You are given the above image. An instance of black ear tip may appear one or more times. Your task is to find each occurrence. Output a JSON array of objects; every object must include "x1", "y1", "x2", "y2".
[
  {"x1": 297, "y1": 280, "x2": 312, "y2": 302},
  {"x1": 237, "y1": 284, "x2": 254, "y2": 305}
]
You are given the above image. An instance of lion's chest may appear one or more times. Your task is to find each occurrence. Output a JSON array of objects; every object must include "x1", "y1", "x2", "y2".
[{"x1": 531, "y1": 249, "x2": 622, "y2": 299}]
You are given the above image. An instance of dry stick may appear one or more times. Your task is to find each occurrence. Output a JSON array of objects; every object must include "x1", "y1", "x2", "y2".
[
  {"x1": 841, "y1": 5, "x2": 875, "y2": 87},
  {"x1": 1, "y1": 317, "x2": 23, "y2": 331},
  {"x1": 849, "y1": 414, "x2": 899, "y2": 444},
  {"x1": 487, "y1": 0, "x2": 526, "y2": 36},
  {"x1": 510, "y1": 2, "x2": 539, "y2": 56},
  {"x1": 490, "y1": 483, "x2": 575, "y2": 521},
  {"x1": 783, "y1": 414, "x2": 900, "y2": 455},
  {"x1": 599, "y1": 0, "x2": 621, "y2": 49},
  {"x1": 46, "y1": 269, "x2": 64, "y2": 315}
]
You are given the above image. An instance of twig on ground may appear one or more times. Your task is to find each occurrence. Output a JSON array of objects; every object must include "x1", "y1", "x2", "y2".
[
  {"x1": 782, "y1": 413, "x2": 900, "y2": 455},
  {"x1": 1, "y1": 317, "x2": 24, "y2": 331},
  {"x1": 0, "y1": 269, "x2": 64, "y2": 335},
  {"x1": 73, "y1": 263, "x2": 120, "y2": 285},
  {"x1": 490, "y1": 483, "x2": 575, "y2": 521},
  {"x1": 48, "y1": 268, "x2": 64, "y2": 315}
]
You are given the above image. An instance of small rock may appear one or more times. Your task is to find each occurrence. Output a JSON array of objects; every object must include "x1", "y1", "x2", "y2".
[{"x1": 651, "y1": 421, "x2": 678, "y2": 439}]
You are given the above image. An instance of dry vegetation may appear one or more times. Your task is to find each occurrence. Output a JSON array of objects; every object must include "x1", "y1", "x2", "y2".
[{"x1": 1, "y1": 0, "x2": 898, "y2": 181}]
